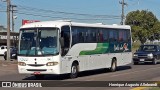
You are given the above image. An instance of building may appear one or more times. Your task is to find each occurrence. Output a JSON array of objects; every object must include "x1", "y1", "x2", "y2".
[{"x1": 0, "y1": 25, "x2": 19, "y2": 46}]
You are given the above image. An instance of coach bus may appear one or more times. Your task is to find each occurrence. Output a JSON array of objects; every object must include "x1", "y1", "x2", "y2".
[{"x1": 18, "y1": 20, "x2": 132, "y2": 79}]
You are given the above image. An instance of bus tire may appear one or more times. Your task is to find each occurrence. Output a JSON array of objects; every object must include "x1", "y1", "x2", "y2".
[
  {"x1": 70, "y1": 63, "x2": 78, "y2": 79},
  {"x1": 110, "y1": 59, "x2": 117, "y2": 72}
]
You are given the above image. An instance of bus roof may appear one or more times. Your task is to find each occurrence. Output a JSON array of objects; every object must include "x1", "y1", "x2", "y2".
[{"x1": 20, "y1": 20, "x2": 131, "y2": 29}]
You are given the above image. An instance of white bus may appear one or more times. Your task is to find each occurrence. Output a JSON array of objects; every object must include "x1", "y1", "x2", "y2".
[{"x1": 18, "y1": 20, "x2": 132, "y2": 79}]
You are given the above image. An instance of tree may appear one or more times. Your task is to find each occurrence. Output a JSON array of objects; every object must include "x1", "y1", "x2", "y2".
[
  {"x1": 125, "y1": 10, "x2": 158, "y2": 44},
  {"x1": 131, "y1": 26, "x2": 148, "y2": 44},
  {"x1": 151, "y1": 22, "x2": 160, "y2": 40}
]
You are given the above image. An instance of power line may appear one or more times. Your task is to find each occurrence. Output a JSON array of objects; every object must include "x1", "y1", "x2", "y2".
[
  {"x1": 16, "y1": 11, "x2": 121, "y2": 21},
  {"x1": 1, "y1": 3, "x2": 121, "y2": 21},
  {"x1": 16, "y1": 10, "x2": 121, "y2": 19},
  {"x1": 15, "y1": 4, "x2": 121, "y2": 21},
  {"x1": 0, "y1": 10, "x2": 6, "y2": 12},
  {"x1": 1, "y1": 1, "x2": 122, "y2": 26},
  {"x1": 17, "y1": 5, "x2": 120, "y2": 18}
]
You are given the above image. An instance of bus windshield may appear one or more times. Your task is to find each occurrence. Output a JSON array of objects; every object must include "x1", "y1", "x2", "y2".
[{"x1": 19, "y1": 28, "x2": 59, "y2": 56}]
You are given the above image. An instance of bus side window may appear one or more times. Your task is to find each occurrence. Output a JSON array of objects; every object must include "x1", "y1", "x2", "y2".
[
  {"x1": 109, "y1": 30, "x2": 114, "y2": 42},
  {"x1": 119, "y1": 30, "x2": 123, "y2": 42},
  {"x1": 127, "y1": 30, "x2": 131, "y2": 42},
  {"x1": 61, "y1": 26, "x2": 70, "y2": 56}
]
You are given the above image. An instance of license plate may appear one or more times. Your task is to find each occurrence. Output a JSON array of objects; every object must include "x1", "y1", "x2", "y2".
[
  {"x1": 140, "y1": 59, "x2": 144, "y2": 61},
  {"x1": 34, "y1": 72, "x2": 40, "y2": 74}
]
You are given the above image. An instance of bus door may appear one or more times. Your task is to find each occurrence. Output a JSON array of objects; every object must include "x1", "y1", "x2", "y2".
[
  {"x1": 60, "y1": 25, "x2": 72, "y2": 73},
  {"x1": 60, "y1": 26, "x2": 71, "y2": 56}
]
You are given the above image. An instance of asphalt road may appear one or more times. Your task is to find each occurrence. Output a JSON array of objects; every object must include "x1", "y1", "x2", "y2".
[
  {"x1": 0, "y1": 56, "x2": 160, "y2": 90},
  {"x1": 0, "y1": 56, "x2": 4, "y2": 61}
]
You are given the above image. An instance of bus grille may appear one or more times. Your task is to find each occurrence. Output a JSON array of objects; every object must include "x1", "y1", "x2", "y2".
[
  {"x1": 27, "y1": 64, "x2": 45, "y2": 67},
  {"x1": 27, "y1": 69, "x2": 47, "y2": 71}
]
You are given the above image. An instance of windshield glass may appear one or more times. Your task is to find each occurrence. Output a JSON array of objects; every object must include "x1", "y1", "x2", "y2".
[
  {"x1": 19, "y1": 28, "x2": 59, "y2": 56},
  {"x1": 139, "y1": 45, "x2": 157, "y2": 52}
]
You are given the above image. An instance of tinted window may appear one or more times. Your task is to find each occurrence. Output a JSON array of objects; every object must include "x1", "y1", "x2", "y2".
[
  {"x1": 61, "y1": 26, "x2": 71, "y2": 56},
  {"x1": 118, "y1": 29, "x2": 130, "y2": 42},
  {"x1": 119, "y1": 30, "x2": 123, "y2": 41},
  {"x1": 123, "y1": 30, "x2": 127, "y2": 41},
  {"x1": 72, "y1": 26, "x2": 100, "y2": 45},
  {"x1": 102, "y1": 29, "x2": 108, "y2": 42},
  {"x1": 127, "y1": 30, "x2": 131, "y2": 42},
  {"x1": 109, "y1": 30, "x2": 118, "y2": 42},
  {"x1": 109, "y1": 30, "x2": 114, "y2": 41},
  {"x1": 71, "y1": 26, "x2": 130, "y2": 45}
]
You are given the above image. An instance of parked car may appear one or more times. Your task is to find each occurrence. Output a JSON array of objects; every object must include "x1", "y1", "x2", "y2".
[
  {"x1": 133, "y1": 44, "x2": 160, "y2": 65},
  {"x1": 4, "y1": 47, "x2": 17, "y2": 60},
  {"x1": 0, "y1": 46, "x2": 7, "y2": 55}
]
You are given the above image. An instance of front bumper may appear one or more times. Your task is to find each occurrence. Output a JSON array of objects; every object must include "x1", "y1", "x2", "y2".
[
  {"x1": 18, "y1": 65, "x2": 61, "y2": 75},
  {"x1": 133, "y1": 58, "x2": 155, "y2": 63}
]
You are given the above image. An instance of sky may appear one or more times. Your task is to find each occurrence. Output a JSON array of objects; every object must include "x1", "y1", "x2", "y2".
[{"x1": 0, "y1": 0, "x2": 160, "y2": 32}]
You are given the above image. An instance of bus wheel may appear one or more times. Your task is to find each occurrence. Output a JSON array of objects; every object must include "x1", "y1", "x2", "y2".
[
  {"x1": 110, "y1": 59, "x2": 117, "y2": 72},
  {"x1": 35, "y1": 75, "x2": 44, "y2": 79},
  {"x1": 70, "y1": 63, "x2": 78, "y2": 78}
]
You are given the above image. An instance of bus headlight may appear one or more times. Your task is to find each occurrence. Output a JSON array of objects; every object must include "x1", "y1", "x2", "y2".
[
  {"x1": 148, "y1": 53, "x2": 153, "y2": 58},
  {"x1": 18, "y1": 62, "x2": 26, "y2": 66},
  {"x1": 46, "y1": 62, "x2": 58, "y2": 66}
]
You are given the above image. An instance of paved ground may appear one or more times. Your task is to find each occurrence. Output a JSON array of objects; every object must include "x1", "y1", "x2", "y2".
[
  {"x1": 0, "y1": 56, "x2": 160, "y2": 90},
  {"x1": 0, "y1": 56, "x2": 4, "y2": 61}
]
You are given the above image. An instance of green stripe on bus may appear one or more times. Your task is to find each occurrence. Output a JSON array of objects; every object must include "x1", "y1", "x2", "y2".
[{"x1": 79, "y1": 43, "x2": 109, "y2": 55}]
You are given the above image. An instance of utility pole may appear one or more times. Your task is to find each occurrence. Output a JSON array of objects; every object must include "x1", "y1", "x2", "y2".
[
  {"x1": 11, "y1": 5, "x2": 17, "y2": 47},
  {"x1": 11, "y1": 5, "x2": 17, "y2": 32},
  {"x1": 119, "y1": 0, "x2": 127, "y2": 25},
  {"x1": 7, "y1": 0, "x2": 11, "y2": 61}
]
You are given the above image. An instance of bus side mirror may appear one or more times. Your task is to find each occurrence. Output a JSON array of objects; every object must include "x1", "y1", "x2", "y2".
[{"x1": 60, "y1": 37, "x2": 64, "y2": 48}]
